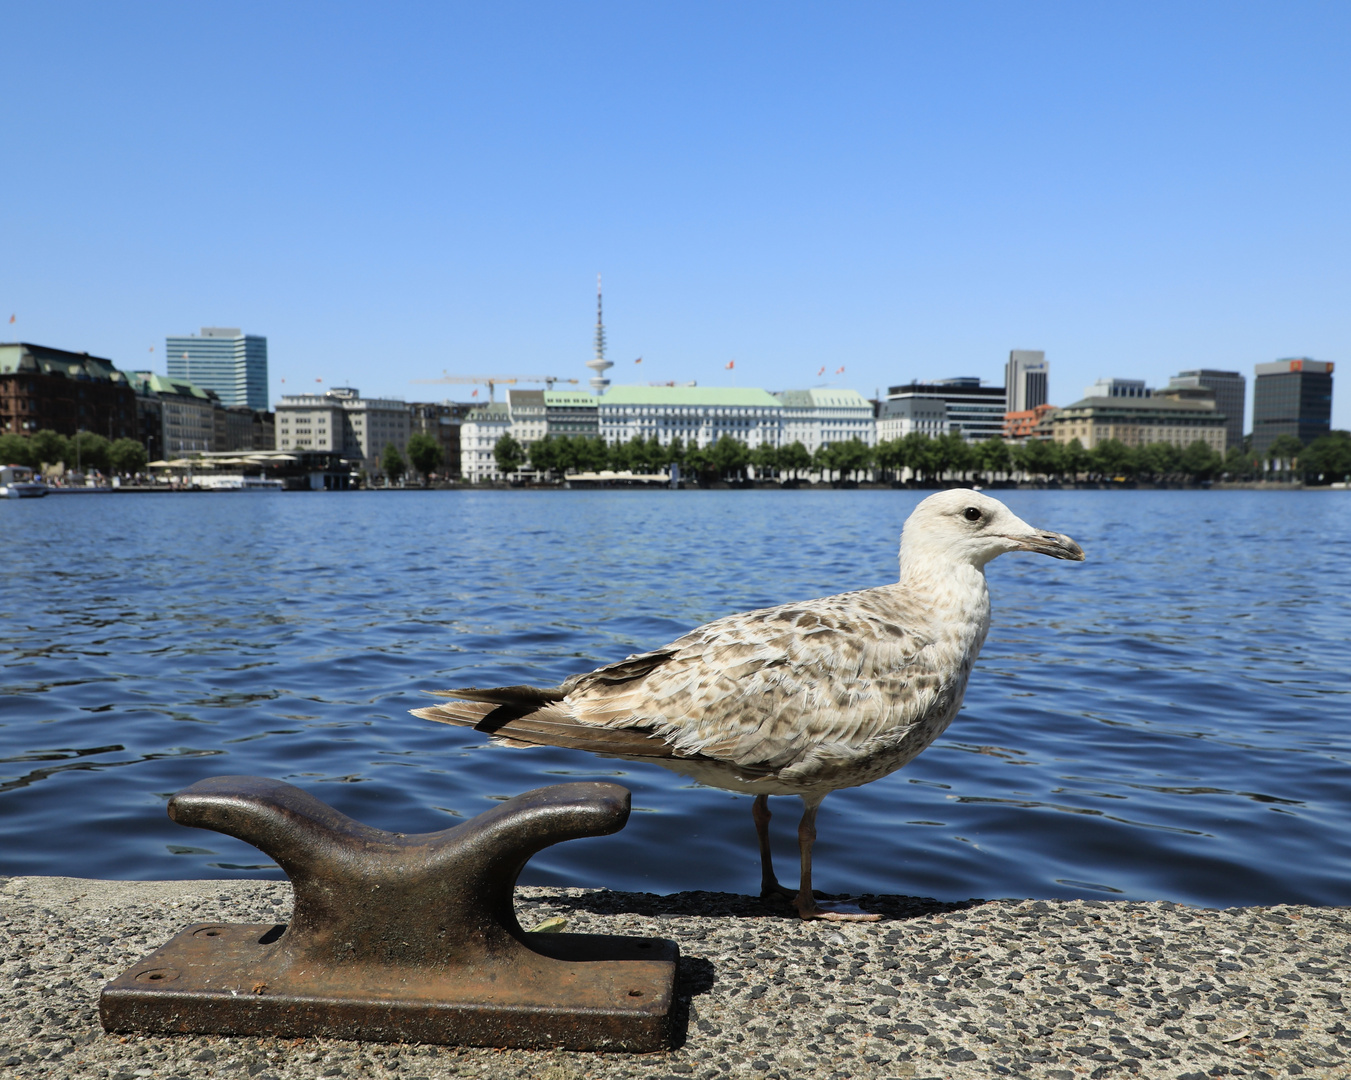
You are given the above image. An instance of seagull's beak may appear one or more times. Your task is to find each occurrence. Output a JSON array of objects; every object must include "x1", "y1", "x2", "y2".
[{"x1": 1007, "y1": 529, "x2": 1086, "y2": 561}]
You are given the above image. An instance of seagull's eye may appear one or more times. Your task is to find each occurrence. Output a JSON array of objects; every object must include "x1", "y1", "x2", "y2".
[{"x1": 963, "y1": 507, "x2": 982, "y2": 523}]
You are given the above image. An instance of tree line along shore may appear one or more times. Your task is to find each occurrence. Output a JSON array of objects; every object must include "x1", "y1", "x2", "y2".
[
  {"x1": 6, "y1": 426, "x2": 1349, "y2": 489},
  {"x1": 0, "y1": 430, "x2": 146, "y2": 477},
  {"x1": 473, "y1": 429, "x2": 1351, "y2": 487}
]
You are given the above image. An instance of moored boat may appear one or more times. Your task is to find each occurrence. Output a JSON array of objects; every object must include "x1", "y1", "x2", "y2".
[
  {"x1": 195, "y1": 474, "x2": 285, "y2": 491},
  {"x1": 0, "y1": 464, "x2": 49, "y2": 498}
]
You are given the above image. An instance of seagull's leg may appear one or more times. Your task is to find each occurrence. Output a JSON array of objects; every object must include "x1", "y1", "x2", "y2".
[
  {"x1": 752, "y1": 794, "x2": 794, "y2": 900},
  {"x1": 792, "y1": 795, "x2": 880, "y2": 923}
]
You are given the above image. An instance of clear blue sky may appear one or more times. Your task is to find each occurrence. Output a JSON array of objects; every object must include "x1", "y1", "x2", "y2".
[{"x1": 5, "y1": 2, "x2": 1348, "y2": 432}]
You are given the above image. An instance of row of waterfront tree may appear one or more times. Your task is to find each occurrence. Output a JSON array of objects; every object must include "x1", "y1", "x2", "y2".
[
  {"x1": 5, "y1": 425, "x2": 1346, "y2": 486},
  {"x1": 495, "y1": 429, "x2": 1351, "y2": 485},
  {"x1": 0, "y1": 430, "x2": 148, "y2": 476}
]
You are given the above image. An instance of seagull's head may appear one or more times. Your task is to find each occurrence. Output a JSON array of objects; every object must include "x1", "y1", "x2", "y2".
[{"x1": 900, "y1": 489, "x2": 1086, "y2": 571}]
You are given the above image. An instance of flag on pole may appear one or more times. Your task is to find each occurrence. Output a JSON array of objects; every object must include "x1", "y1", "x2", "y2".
[
  {"x1": 472, "y1": 389, "x2": 479, "y2": 397},
  {"x1": 634, "y1": 356, "x2": 642, "y2": 364},
  {"x1": 7, "y1": 315, "x2": 14, "y2": 324},
  {"x1": 816, "y1": 366, "x2": 825, "y2": 376},
  {"x1": 148, "y1": 346, "x2": 154, "y2": 352},
  {"x1": 725, "y1": 360, "x2": 735, "y2": 370},
  {"x1": 835, "y1": 366, "x2": 845, "y2": 374},
  {"x1": 315, "y1": 378, "x2": 322, "y2": 383}
]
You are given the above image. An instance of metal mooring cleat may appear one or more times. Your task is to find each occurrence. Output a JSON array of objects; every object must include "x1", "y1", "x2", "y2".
[{"x1": 100, "y1": 776, "x2": 680, "y2": 1051}]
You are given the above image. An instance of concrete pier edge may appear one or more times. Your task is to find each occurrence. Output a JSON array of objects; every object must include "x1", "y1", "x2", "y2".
[{"x1": 2, "y1": 876, "x2": 1348, "y2": 1080}]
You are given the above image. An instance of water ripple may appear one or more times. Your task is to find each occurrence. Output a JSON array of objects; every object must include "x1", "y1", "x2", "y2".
[{"x1": 1, "y1": 488, "x2": 1349, "y2": 906}]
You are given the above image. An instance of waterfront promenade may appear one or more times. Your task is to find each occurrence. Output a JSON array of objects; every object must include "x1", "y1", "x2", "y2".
[
  {"x1": 3, "y1": 876, "x2": 1348, "y2": 1080},
  {"x1": 79, "y1": 478, "x2": 1340, "y2": 493}
]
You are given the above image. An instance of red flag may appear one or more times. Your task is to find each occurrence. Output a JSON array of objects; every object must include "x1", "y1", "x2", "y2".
[
  {"x1": 281, "y1": 378, "x2": 286, "y2": 384},
  {"x1": 634, "y1": 356, "x2": 642, "y2": 364},
  {"x1": 148, "y1": 346, "x2": 154, "y2": 352},
  {"x1": 816, "y1": 366, "x2": 825, "y2": 376},
  {"x1": 472, "y1": 388, "x2": 479, "y2": 397},
  {"x1": 7, "y1": 315, "x2": 14, "y2": 324},
  {"x1": 315, "y1": 378, "x2": 322, "y2": 383},
  {"x1": 725, "y1": 360, "x2": 735, "y2": 370},
  {"x1": 835, "y1": 366, "x2": 845, "y2": 374}
]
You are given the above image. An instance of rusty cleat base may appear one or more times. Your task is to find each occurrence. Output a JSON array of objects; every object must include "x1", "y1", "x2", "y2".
[
  {"x1": 98, "y1": 777, "x2": 681, "y2": 1051},
  {"x1": 101, "y1": 922, "x2": 679, "y2": 1051}
]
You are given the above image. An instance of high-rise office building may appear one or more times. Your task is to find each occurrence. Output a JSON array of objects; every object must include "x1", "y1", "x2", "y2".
[
  {"x1": 1252, "y1": 359, "x2": 1334, "y2": 457},
  {"x1": 166, "y1": 327, "x2": 269, "y2": 411},
  {"x1": 1005, "y1": 350, "x2": 1049, "y2": 413},
  {"x1": 1166, "y1": 369, "x2": 1246, "y2": 450},
  {"x1": 887, "y1": 378, "x2": 1007, "y2": 442}
]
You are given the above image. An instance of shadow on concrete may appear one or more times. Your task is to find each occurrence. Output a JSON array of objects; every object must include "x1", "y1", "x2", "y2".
[{"x1": 527, "y1": 888, "x2": 988, "y2": 923}]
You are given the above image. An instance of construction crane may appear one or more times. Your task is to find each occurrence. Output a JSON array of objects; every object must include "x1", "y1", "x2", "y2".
[{"x1": 411, "y1": 373, "x2": 580, "y2": 402}]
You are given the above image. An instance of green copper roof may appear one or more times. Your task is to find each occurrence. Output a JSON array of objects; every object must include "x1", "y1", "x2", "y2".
[
  {"x1": 1061, "y1": 396, "x2": 1220, "y2": 415},
  {"x1": 600, "y1": 385, "x2": 781, "y2": 407},
  {"x1": 0, "y1": 343, "x2": 125, "y2": 382},
  {"x1": 129, "y1": 371, "x2": 213, "y2": 400}
]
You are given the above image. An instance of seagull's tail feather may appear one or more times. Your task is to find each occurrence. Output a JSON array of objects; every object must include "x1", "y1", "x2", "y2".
[
  {"x1": 411, "y1": 701, "x2": 682, "y2": 759},
  {"x1": 429, "y1": 684, "x2": 566, "y2": 706}
]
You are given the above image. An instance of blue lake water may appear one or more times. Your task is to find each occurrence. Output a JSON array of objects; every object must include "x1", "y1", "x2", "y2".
[{"x1": 1, "y1": 488, "x2": 1349, "y2": 909}]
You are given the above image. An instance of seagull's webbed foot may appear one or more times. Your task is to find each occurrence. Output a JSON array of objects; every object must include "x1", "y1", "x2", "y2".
[{"x1": 793, "y1": 893, "x2": 881, "y2": 922}]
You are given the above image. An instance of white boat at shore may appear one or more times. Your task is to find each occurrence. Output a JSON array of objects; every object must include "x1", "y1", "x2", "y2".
[
  {"x1": 195, "y1": 474, "x2": 285, "y2": 491},
  {"x1": 0, "y1": 465, "x2": 49, "y2": 498}
]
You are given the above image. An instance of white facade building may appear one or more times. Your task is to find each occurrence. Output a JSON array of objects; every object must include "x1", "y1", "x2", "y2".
[
  {"x1": 598, "y1": 386, "x2": 783, "y2": 449},
  {"x1": 504, "y1": 389, "x2": 548, "y2": 447},
  {"x1": 459, "y1": 401, "x2": 513, "y2": 482},
  {"x1": 774, "y1": 389, "x2": 876, "y2": 453},
  {"x1": 876, "y1": 395, "x2": 949, "y2": 442},
  {"x1": 275, "y1": 387, "x2": 410, "y2": 476},
  {"x1": 460, "y1": 390, "x2": 603, "y2": 481}
]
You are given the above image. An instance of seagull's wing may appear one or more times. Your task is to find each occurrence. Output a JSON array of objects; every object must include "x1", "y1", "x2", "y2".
[
  {"x1": 558, "y1": 586, "x2": 949, "y2": 775},
  {"x1": 415, "y1": 585, "x2": 952, "y2": 777}
]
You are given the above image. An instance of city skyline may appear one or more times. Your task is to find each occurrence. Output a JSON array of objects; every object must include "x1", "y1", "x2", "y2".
[
  {"x1": 9, "y1": 320, "x2": 1333, "y2": 448},
  {"x1": 3, "y1": 4, "x2": 1347, "y2": 431}
]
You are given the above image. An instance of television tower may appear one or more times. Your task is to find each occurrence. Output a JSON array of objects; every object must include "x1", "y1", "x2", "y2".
[{"x1": 586, "y1": 273, "x2": 613, "y2": 393}]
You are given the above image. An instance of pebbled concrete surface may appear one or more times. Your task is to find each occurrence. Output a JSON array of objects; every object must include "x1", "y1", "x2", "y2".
[{"x1": 2, "y1": 877, "x2": 1349, "y2": 1080}]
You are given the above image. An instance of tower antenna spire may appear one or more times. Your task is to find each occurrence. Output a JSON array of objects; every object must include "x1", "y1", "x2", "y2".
[{"x1": 587, "y1": 273, "x2": 613, "y2": 393}]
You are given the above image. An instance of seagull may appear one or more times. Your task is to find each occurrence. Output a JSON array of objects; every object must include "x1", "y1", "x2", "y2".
[{"x1": 413, "y1": 490, "x2": 1085, "y2": 921}]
